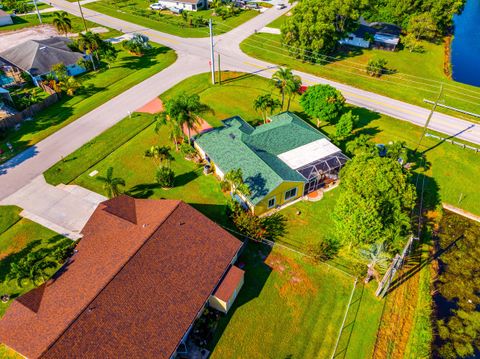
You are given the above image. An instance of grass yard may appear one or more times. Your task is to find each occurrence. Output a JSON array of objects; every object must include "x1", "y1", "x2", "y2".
[
  {"x1": 0, "y1": 12, "x2": 121, "y2": 38},
  {"x1": 209, "y1": 243, "x2": 364, "y2": 358},
  {"x1": 85, "y1": 0, "x2": 258, "y2": 38},
  {"x1": 0, "y1": 206, "x2": 71, "y2": 317},
  {"x1": 0, "y1": 44, "x2": 176, "y2": 163},
  {"x1": 240, "y1": 32, "x2": 480, "y2": 120}
]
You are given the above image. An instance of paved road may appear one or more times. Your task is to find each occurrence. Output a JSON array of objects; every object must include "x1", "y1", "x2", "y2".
[{"x1": 1, "y1": 0, "x2": 479, "y2": 202}]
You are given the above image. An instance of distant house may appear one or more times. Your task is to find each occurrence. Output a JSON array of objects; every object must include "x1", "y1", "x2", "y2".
[
  {"x1": 0, "y1": 196, "x2": 244, "y2": 359},
  {"x1": 0, "y1": 37, "x2": 88, "y2": 86},
  {"x1": 156, "y1": 0, "x2": 207, "y2": 11},
  {"x1": 339, "y1": 21, "x2": 401, "y2": 51},
  {"x1": 194, "y1": 112, "x2": 349, "y2": 215},
  {"x1": 0, "y1": 10, "x2": 13, "y2": 26}
]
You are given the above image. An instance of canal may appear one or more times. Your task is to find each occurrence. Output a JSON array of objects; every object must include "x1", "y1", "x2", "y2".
[{"x1": 451, "y1": 0, "x2": 480, "y2": 87}]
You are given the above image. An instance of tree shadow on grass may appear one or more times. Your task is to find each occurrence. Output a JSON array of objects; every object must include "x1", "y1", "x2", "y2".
[
  {"x1": 189, "y1": 203, "x2": 229, "y2": 226},
  {"x1": 120, "y1": 47, "x2": 171, "y2": 70},
  {"x1": 175, "y1": 170, "x2": 199, "y2": 187},
  {"x1": 126, "y1": 183, "x2": 160, "y2": 199},
  {"x1": 207, "y1": 241, "x2": 273, "y2": 353}
]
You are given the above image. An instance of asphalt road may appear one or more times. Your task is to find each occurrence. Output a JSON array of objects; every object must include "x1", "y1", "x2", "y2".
[{"x1": 0, "y1": 0, "x2": 479, "y2": 200}]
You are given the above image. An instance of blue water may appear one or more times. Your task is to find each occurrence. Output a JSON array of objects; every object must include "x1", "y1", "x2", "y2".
[{"x1": 451, "y1": 0, "x2": 480, "y2": 87}]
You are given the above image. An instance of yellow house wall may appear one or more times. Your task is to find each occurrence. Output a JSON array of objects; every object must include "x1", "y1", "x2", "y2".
[{"x1": 254, "y1": 181, "x2": 305, "y2": 215}]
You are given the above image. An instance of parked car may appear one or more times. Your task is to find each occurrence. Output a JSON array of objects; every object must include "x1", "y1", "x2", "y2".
[
  {"x1": 276, "y1": 3, "x2": 286, "y2": 9},
  {"x1": 149, "y1": 3, "x2": 165, "y2": 10},
  {"x1": 169, "y1": 6, "x2": 183, "y2": 13}
]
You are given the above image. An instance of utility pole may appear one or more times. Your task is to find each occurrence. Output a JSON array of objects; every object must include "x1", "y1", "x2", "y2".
[
  {"x1": 209, "y1": 19, "x2": 215, "y2": 85},
  {"x1": 77, "y1": 0, "x2": 89, "y2": 32},
  {"x1": 32, "y1": 0, "x2": 42, "y2": 24},
  {"x1": 416, "y1": 84, "x2": 443, "y2": 152},
  {"x1": 217, "y1": 52, "x2": 221, "y2": 85}
]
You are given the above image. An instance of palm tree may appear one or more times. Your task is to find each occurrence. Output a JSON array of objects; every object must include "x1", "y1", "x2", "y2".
[
  {"x1": 165, "y1": 92, "x2": 212, "y2": 145},
  {"x1": 52, "y1": 11, "x2": 72, "y2": 38},
  {"x1": 285, "y1": 74, "x2": 302, "y2": 111},
  {"x1": 359, "y1": 242, "x2": 391, "y2": 283},
  {"x1": 253, "y1": 94, "x2": 281, "y2": 123},
  {"x1": 77, "y1": 32, "x2": 103, "y2": 70},
  {"x1": 7, "y1": 251, "x2": 57, "y2": 287},
  {"x1": 271, "y1": 67, "x2": 294, "y2": 110},
  {"x1": 144, "y1": 145, "x2": 174, "y2": 167},
  {"x1": 60, "y1": 76, "x2": 81, "y2": 96},
  {"x1": 224, "y1": 168, "x2": 251, "y2": 197},
  {"x1": 154, "y1": 112, "x2": 183, "y2": 151},
  {"x1": 97, "y1": 167, "x2": 126, "y2": 198}
]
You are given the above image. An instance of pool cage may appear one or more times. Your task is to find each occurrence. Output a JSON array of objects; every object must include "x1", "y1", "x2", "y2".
[{"x1": 297, "y1": 152, "x2": 349, "y2": 195}]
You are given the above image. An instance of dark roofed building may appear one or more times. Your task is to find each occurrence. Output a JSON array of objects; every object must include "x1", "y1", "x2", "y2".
[
  {"x1": 0, "y1": 196, "x2": 244, "y2": 359},
  {"x1": 0, "y1": 37, "x2": 87, "y2": 86},
  {"x1": 339, "y1": 21, "x2": 401, "y2": 51}
]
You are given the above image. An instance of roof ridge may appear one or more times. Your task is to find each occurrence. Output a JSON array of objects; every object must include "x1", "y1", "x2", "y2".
[{"x1": 39, "y1": 200, "x2": 182, "y2": 358}]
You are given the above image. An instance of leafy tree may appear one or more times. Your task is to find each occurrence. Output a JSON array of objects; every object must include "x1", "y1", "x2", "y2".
[
  {"x1": 52, "y1": 11, "x2": 72, "y2": 37},
  {"x1": 359, "y1": 241, "x2": 390, "y2": 283},
  {"x1": 253, "y1": 94, "x2": 281, "y2": 123},
  {"x1": 77, "y1": 32, "x2": 103, "y2": 70},
  {"x1": 366, "y1": 57, "x2": 388, "y2": 77},
  {"x1": 345, "y1": 134, "x2": 378, "y2": 156},
  {"x1": 97, "y1": 167, "x2": 126, "y2": 198},
  {"x1": 223, "y1": 168, "x2": 251, "y2": 197},
  {"x1": 155, "y1": 166, "x2": 175, "y2": 188},
  {"x1": 332, "y1": 153, "x2": 416, "y2": 251},
  {"x1": 51, "y1": 63, "x2": 68, "y2": 81},
  {"x1": 437, "y1": 311, "x2": 480, "y2": 358},
  {"x1": 123, "y1": 33, "x2": 152, "y2": 56},
  {"x1": 300, "y1": 84, "x2": 345, "y2": 127},
  {"x1": 403, "y1": 13, "x2": 438, "y2": 51},
  {"x1": 154, "y1": 112, "x2": 183, "y2": 151},
  {"x1": 403, "y1": 33, "x2": 424, "y2": 53},
  {"x1": 99, "y1": 41, "x2": 118, "y2": 67},
  {"x1": 281, "y1": 0, "x2": 367, "y2": 58},
  {"x1": 335, "y1": 110, "x2": 358, "y2": 139},
  {"x1": 6, "y1": 251, "x2": 57, "y2": 287},
  {"x1": 305, "y1": 237, "x2": 340, "y2": 262},
  {"x1": 164, "y1": 92, "x2": 211, "y2": 144},
  {"x1": 144, "y1": 145, "x2": 174, "y2": 167}
]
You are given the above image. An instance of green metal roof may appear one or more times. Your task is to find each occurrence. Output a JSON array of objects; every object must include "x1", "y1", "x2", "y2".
[{"x1": 195, "y1": 112, "x2": 327, "y2": 205}]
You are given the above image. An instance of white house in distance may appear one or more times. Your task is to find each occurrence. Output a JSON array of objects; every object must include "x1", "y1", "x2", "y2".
[
  {"x1": 0, "y1": 10, "x2": 13, "y2": 26},
  {"x1": 155, "y1": 0, "x2": 207, "y2": 11}
]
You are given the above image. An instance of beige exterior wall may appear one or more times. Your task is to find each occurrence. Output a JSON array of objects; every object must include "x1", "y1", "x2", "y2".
[{"x1": 209, "y1": 272, "x2": 245, "y2": 314}]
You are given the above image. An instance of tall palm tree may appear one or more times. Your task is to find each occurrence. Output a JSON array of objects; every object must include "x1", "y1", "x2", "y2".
[
  {"x1": 154, "y1": 112, "x2": 183, "y2": 151},
  {"x1": 97, "y1": 167, "x2": 126, "y2": 198},
  {"x1": 165, "y1": 92, "x2": 212, "y2": 145},
  {"x1": 144, "y1": 145, "x2": 174, "y2": 167},
  {"x1": 285, "y1": 75, "x2": 302, "y2": 111},
  {"x1": 253, "y1": 94, "x2": 281, "y2": 123},
  {"x1": 271, "y1": 67, "x2": 294, "y2": 110},
  {"x1": 359, "y1": 242, "x2": 391, "y2": 283},
  {"x1": 52, "y1": 11, "x2": 72, "y2": 38},
  {"x1": 77, "y1": 32, "x2": 103, "y2": 70}
]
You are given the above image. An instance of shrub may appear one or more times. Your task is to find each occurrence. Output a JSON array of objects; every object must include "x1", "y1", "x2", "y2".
[
  {"x1": 366, "y1": 57, "x2": 388, "y2": 77},
  {"x1": 180, "y1": 142, "x2": 197, "y2": 159},
  {"x1": 155, "y1": 166, "x2": 175, "y2": 188},
  {"x1": 305, "y1": 237, "x2": 340, "y2": 262}
]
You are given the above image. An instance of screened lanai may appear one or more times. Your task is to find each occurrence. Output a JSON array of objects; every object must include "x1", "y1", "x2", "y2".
[{"x1": 297, "y1": 152, "x2": 349, "y2": 195}]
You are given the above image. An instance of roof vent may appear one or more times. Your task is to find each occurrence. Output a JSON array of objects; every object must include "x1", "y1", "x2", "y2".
[
  {"x1": 39, "y1": 46, "x2": 47, "y2": 50},
  {"x1": 179, "y1": 221, "x2": 185, "y2": 226}
]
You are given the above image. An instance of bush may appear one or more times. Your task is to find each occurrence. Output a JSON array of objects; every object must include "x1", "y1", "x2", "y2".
[
  {"x1": 366, "y1": 57, "x2": 388, "y2": 77},
  {"x1": 180, "y1": 142, "x2": 197, "y2": 159},
  {"x1": 155, "y1": 166, "x2": 175, "y2": 188}
]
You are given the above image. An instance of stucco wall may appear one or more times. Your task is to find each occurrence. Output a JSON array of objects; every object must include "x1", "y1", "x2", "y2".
[{"x1": 254, "y1": 181, "x2": 304, "y2": 215}]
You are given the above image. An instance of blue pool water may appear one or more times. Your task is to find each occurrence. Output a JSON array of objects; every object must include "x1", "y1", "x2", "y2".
[{"x1": 451, "y1": 0, "x2": 480, "y2": 87}]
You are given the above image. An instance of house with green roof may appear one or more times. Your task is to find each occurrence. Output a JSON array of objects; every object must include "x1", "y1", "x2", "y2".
[{"x1": 194, "y1": 112, "x2": 349, "y2": 215}]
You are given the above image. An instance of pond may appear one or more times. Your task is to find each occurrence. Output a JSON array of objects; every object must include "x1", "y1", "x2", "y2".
[{"x1": 451, "y1": 0, "x2": 480, "y2": 87}]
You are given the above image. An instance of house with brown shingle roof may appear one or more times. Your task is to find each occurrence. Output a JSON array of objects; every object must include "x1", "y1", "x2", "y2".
[{"x1": 0, "y1": 195, "x2": 245, "y2": 359}]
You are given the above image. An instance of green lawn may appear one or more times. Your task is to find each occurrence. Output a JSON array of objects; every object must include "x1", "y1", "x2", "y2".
[
  {"x1": 86, "y1": 0, "x2": 258, "y2": 38},
  {"x1": 240, "y1": 33, "x2": 480, "y2": 121},
  {"x1": 209, "y1": 243, "x2": 362, "y2": 358},
  {"x1": 0, "y1": 44, "x2": 176, "y2": 163},
  {"x1": 0, "y1": 12, "x2": 121, "y2": 38},
  {"x1": 0, "y1": 206, "x2": 71, "y2": 318}
]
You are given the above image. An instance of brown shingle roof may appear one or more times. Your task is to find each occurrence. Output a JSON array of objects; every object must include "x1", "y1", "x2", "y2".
[
  {"x1": 214, "y1": 266, "x2": 245, "y2": 302},
  {"x1": 0, "y1": 196, "x2": 242, "y2": 359}
]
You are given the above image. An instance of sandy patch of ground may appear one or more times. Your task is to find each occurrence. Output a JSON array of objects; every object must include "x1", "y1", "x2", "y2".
[{"x1": 0, "y1": 25, "x2": 59, "y2": 52}]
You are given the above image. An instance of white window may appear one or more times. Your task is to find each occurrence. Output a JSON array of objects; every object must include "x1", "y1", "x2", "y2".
[
  {"x1": 267, "y1": 197, "x2": 276, "y2": 208},
  {"x1": 284, "y1": 188, "x2": 297, "y2": 201}
]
